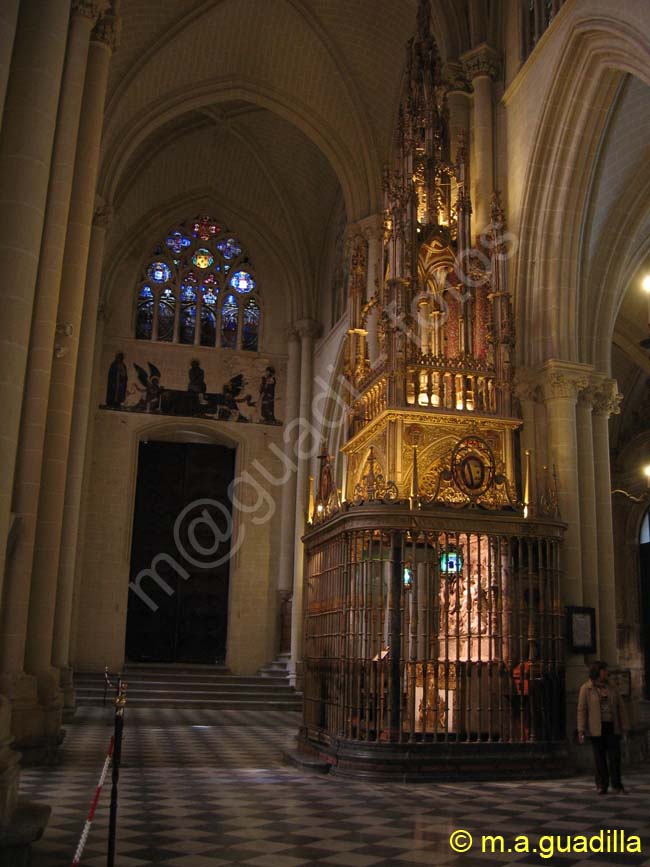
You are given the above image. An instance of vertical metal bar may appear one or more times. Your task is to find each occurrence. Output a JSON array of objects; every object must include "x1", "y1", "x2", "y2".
[
  {"x1": 486, "y1": 535, "x2": 494, "y2": 742},
  {"x1": 389, "y1": 531, "x2": 402, "y2": 740},
  {"x1": 527, "y1": 538, "x2": 535, "y2": 742},
  {"x1": 517, "y1": 537, "x2": 525, "y2": 743},
  {"x1": 477, "y1": 532, "x2": 483, "y2": 739},
  {"x1": 429, "y1": 535, "x2": 437, "y2": 742},
  {"x1": 443, "y1": 531, "x2": 451, "y2": 741}
]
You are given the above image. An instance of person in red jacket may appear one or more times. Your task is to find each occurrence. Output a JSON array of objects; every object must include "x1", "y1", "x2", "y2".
[{"x1": 577, "y1": 661, "x2": 629, "y2": 795}]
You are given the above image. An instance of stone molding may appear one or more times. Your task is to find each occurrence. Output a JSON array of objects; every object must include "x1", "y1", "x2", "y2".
[{"x1": 460, "y1": 43, "x2": 501, "y2": 82}]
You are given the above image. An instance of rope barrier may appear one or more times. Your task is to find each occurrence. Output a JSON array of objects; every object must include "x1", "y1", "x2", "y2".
[{"x1": 70, "y1": 736, "x2": 114, "y2": 867}]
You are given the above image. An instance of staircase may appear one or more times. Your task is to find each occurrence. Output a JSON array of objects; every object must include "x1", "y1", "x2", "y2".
[{"x1": 74, "y1": 663, "x2": 302, "y2": 711}]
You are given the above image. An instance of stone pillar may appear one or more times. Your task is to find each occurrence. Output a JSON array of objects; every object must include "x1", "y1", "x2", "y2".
[
  {"x1": 461, "y1": 44, "x2": 500, "y2": 239},
  {"x1": 0, "y1": 0, "x2": 20, "y2": 121},
  {"x1": 575, "y1": 386, "x2": 600, "y2": 651},
  {"x1": 276, "y1": 329, "x2": 301, "y2": 628},
  {"x1": 289, "y1": 319, "x2": 320, "y2": 687},
  {"x1": 0, "y1": 0, "x2": 102, "y2": 748},
  {"x1": 540, "y1": 361, "x2": 590, "y2": 696},
  {"x1": 592, "y1": 381, "x2": 622, "y2": 663},
  {"x1": 443, "y1": 62, "x2": 471, "y2": 162},
  {"x1": 24, "y1": 12, "x2": 117, "y2": 735},
  {"x1": 52, "y1": 204, "x2": 111, "y2": 712},
  {"x1": 0, "y1": 0, "x2": 70, "y2": 606},
  {"x1": 69, "y1": 308, "x2": 106, "y2": 669}
]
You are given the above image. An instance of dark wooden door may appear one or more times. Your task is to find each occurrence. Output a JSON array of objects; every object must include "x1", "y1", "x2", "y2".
[{"x1": 126, "y1": 440, "x2": 235, "y2": 663}]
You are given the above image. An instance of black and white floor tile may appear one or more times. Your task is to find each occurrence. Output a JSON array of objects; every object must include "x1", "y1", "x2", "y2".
[{"x1": 20, "y1": 708, "x2": 650, "y2": 866}]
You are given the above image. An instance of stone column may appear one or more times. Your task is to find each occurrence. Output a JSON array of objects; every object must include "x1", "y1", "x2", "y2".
[
  {"x1": 0, "y1": 0, "x2": 70, "y2": 606},
  {"x1": 461, "y1": 44, "x2": 500, "y2": 239},
  {"x1": 69, "y1": 308, "x2": 106, "y2": 669},
  {"x1": 540, "y1": 360, "x2": 590, "y2": 698},
  {"x1": 289, "y1": 319, "x2": 320, "y2": 687},
  {"x1": 443, "y1": 62, "x2": 471, "y2": 163},
  {"x1": 0, "y1": 0, "x2": 102, "y2": 748},
  {"x1": 24, "y1": 13, "x2": 117, "y2": 735},
  {"x1": 0, "y1": 0, "x2": 20, "y2": 121},
  {"x1": 276, "y1": 329, "x2": 301, "y2": 649},
  {"x1": 52, "y1": 204, "x2": 111, "y2": 712},
  {"x1": 592, "y1": 381, "x2": 622, "y2": 663},
  {"x1": 575, "y1": 386, "x2": 600, "y2": 650}
]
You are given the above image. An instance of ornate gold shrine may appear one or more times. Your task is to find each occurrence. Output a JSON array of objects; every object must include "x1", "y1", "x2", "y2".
[{"x1": 299, "y1": 0, "x2": 566, "y2": 775}]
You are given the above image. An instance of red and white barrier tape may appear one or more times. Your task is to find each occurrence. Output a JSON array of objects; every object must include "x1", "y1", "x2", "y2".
[{"x1": 71, "y1": 736, "x2": 115, "y2": 866}]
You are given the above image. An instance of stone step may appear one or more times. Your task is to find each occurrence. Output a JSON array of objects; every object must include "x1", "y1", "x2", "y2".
[
  {"x1": 76, "y1": 687, "x2": 299, "y2": 700},
  {"x1": 76, "y1": 696, "x2": 302, "y2": 710},
  {"x1": 74, "y1": 672, "x2": 286, "y2": 689},
  {"x1": 73, "y1": 665, "x2": 302, "y2": 710}
]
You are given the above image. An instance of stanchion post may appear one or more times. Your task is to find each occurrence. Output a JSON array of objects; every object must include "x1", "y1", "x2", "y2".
[{"x1": 107, "y1": 682, "x2": 127, "y2": 867}]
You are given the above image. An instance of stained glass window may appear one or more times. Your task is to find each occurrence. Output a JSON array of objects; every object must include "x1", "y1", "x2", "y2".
[
  {"x1": 242, "y1": 297, "x2": 260, "y2": 351},
  {"x1": 158, "y1": 287, "x2": 175, "y2": 341},
  {"x1": 136, "y1": 217, "x2": 260, "y2": 350},
  {"x1": 221, "y1": 293, "x2": 239, "y2": 348},
  {"x1": 180, "y1": 284, "x2": 197, "y2": 345},
  {"x1": 166, "y1": 231, "x2": 191, "y2": 255},
  {"x1": 230, "y1": 270, "x2": 255, "y2": 293},
  {"x1": 192, "y1": 216, "x2": 219, "y2": 240},
  {"x1": 200, "y1": 285, "x2": 218, "y2": 347},
  {"x1": 217, "y1": 237, "x2": 242, "y2": 260},
  {"x1": 148, "y1": 261, "x2": 172, "y2": 283},
  {"x1": 192, "y1": 248, "x2": 214, "y2": 269},
  {"x1": 136, "y1": 285, "x2": 154, "y2": 340}
]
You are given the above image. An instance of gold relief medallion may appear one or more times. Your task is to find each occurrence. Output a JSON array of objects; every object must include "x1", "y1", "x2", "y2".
[{"x1": 451, "y1": 436, "x2": 495, "y2": 500}]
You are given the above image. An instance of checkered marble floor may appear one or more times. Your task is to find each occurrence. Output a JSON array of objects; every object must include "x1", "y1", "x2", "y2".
[{"x1": 20, "y1": 707, "x2": 650, "y2": 866}]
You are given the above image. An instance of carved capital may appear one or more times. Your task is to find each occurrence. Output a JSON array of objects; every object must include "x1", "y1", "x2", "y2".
[
  {"x1": 294, "y1": 319, "x2": 322, "y2": 341},
  {"x1": 93, "y1": 204, "x2": 113, "y2": 229},
  {"x1": 513, "y1": 378, "x2": 541, "y2": 404},
  {"x1": 356, "y1": 214, "x2": 385, "y2": 245},
  {"x1": 91, "y1": 12, "x2": 120, "y2": 51},
  {"x1": 593, "y1": 380, "x2": 623, "y2": 416},
  {"x1": 72, "y1": 0, "x2": 109, "y2": 21},
  {"x1": 539, "y1": 361, "x2": 592, "y2": 403},
  {"x1": 545, "y1": 372, "x2": 589, "y2": 401},
  {"x1": 461, "y1": 43, "x2": 501, "y2": 82},
  {"x1": 577, "y1": 385, "x2": 598, "y2": 410},
  {"x1": 285, "y1": 326, "x2": 300, "y2": 344},
  {"x1": 442, "y1": 60, "x2": 471, "y2": 93}
]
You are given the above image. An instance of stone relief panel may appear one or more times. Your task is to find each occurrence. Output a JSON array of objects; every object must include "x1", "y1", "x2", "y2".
[{"x1": 100, "y1": 342, "x2": 285, "y2": 425}]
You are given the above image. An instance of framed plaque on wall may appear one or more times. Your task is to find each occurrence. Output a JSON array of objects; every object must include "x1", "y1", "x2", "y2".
[{"x1": 566, "y1": 606, "x2": 596, "y2": 654}]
